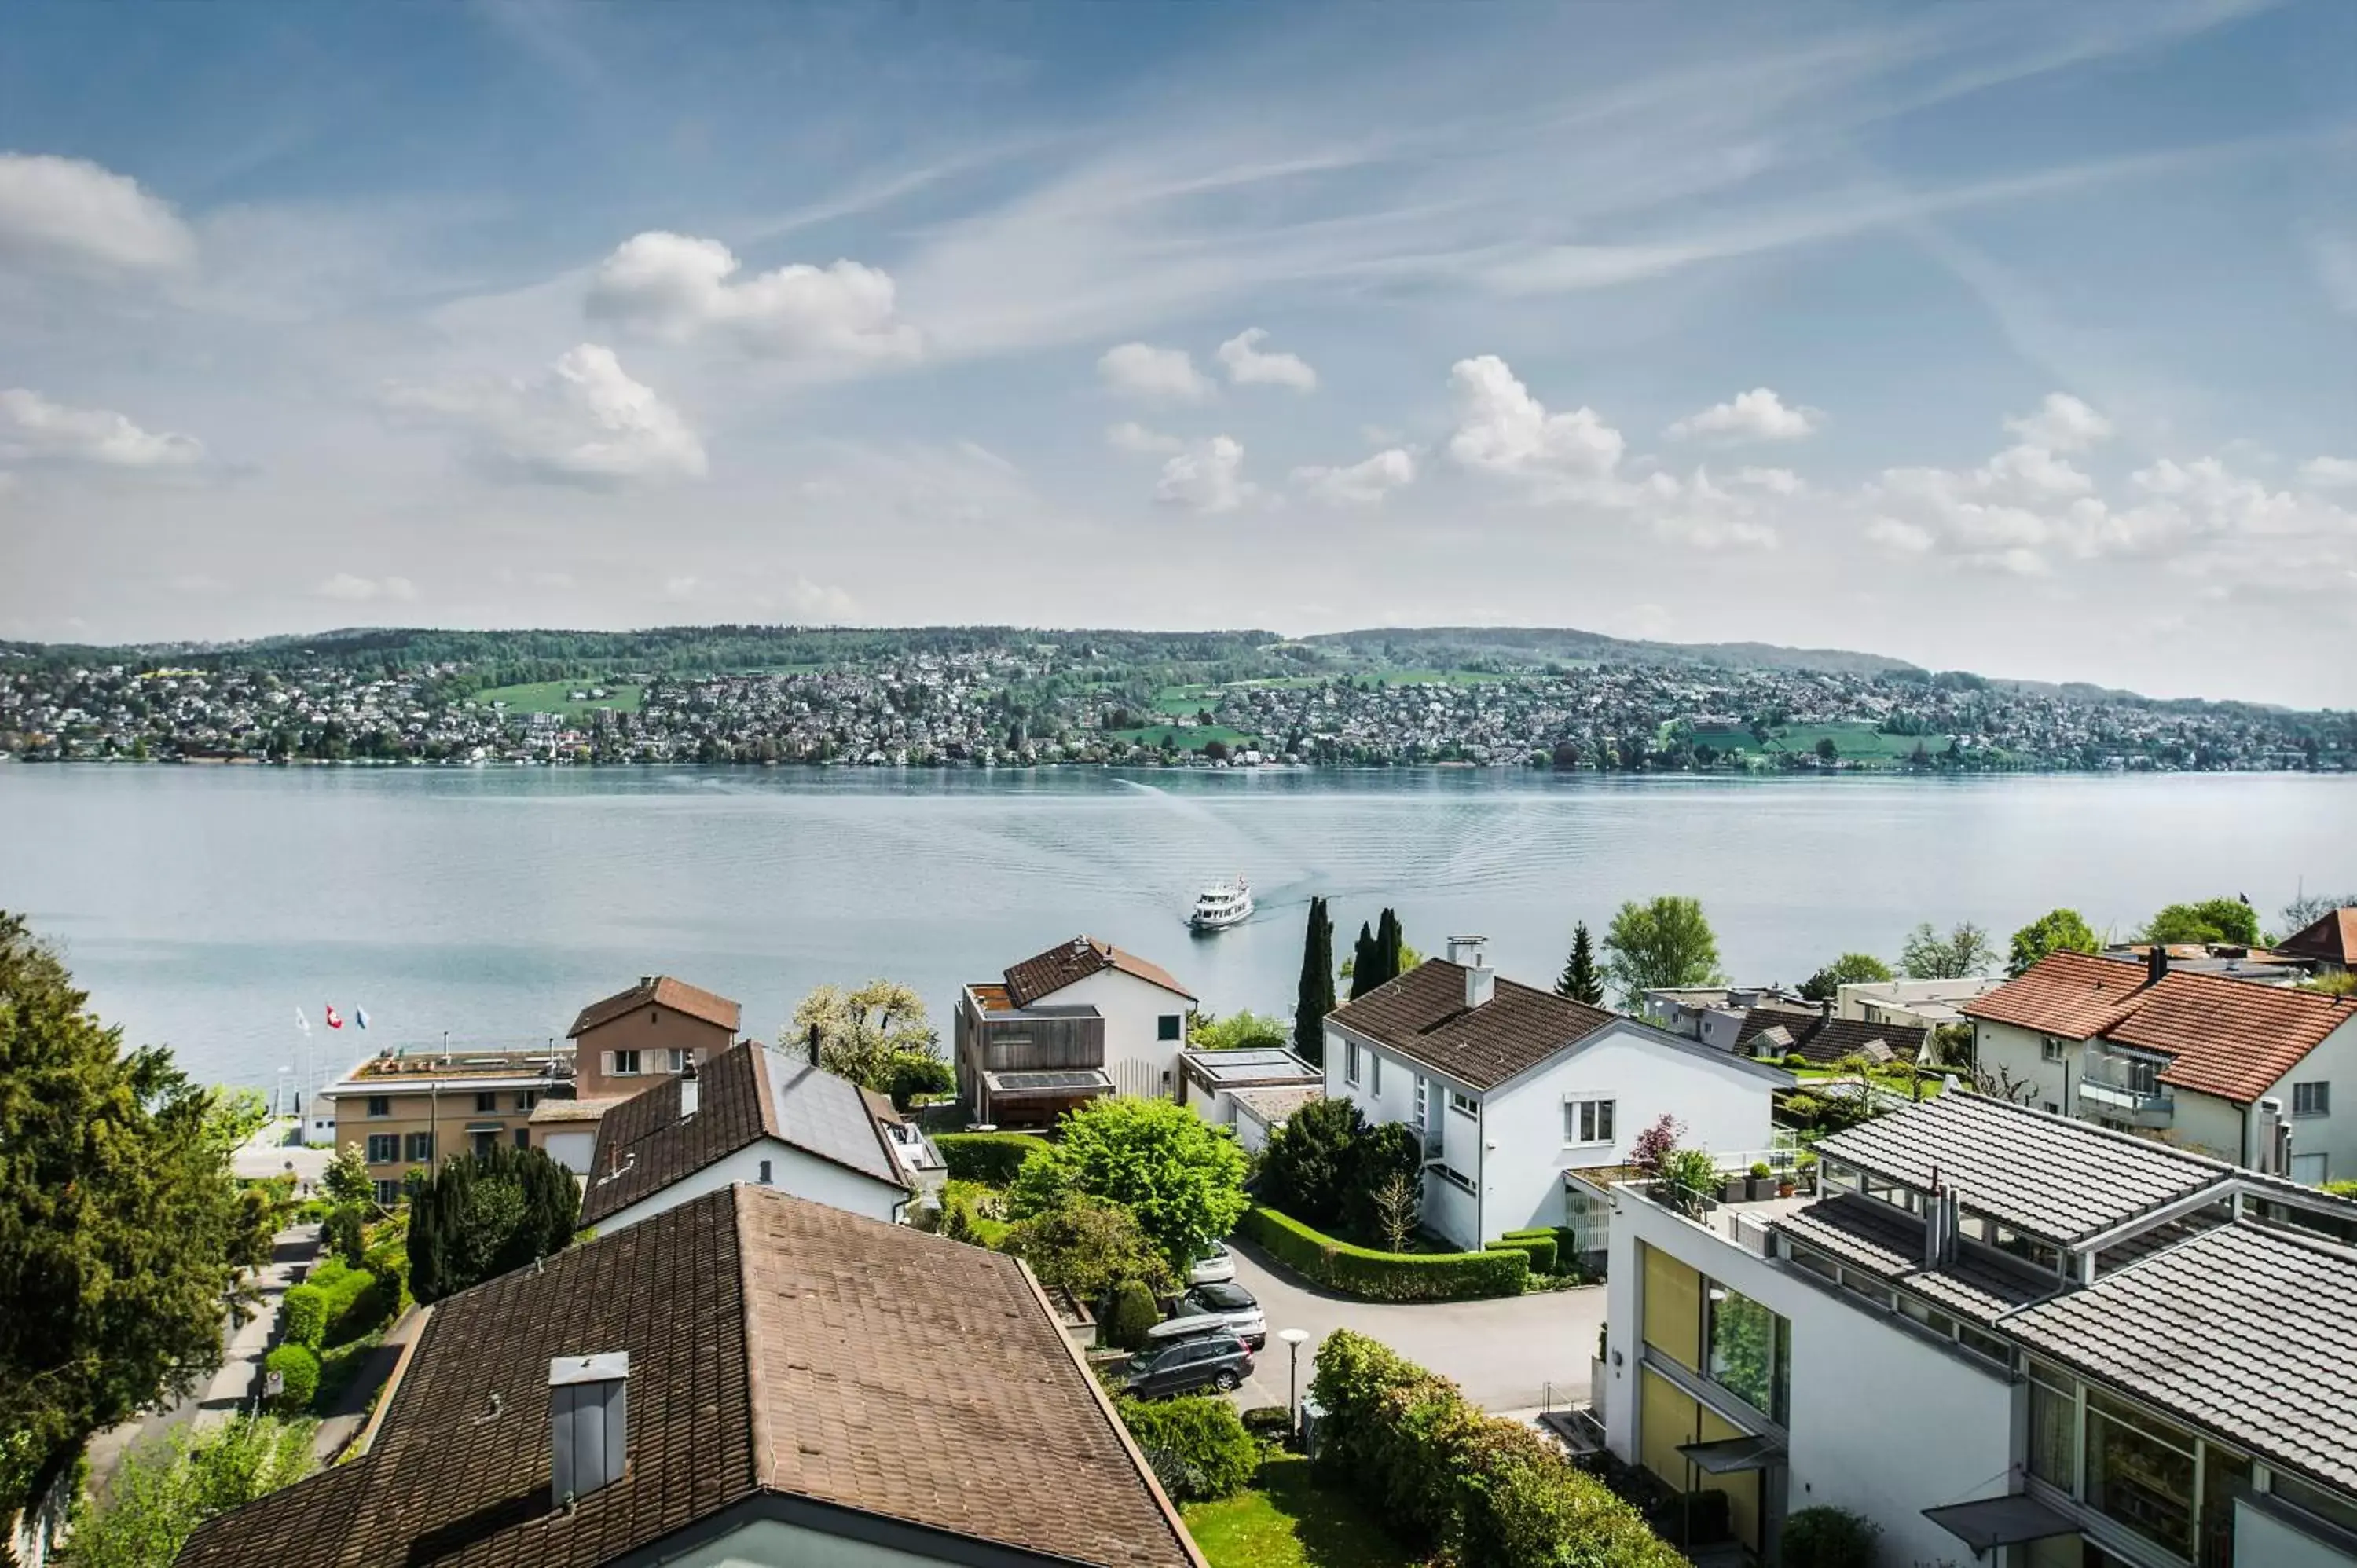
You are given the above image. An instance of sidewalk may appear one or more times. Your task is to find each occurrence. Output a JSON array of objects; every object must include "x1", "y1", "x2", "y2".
[{"x1": 231, "y1": 1118, "x2": 333, "y2": 1189}]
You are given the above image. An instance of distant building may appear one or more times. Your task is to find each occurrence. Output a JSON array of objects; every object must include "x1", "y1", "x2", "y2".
[
  {"x1": 1642, "y1": 984, "x2": 1811, "y2": 1053},
  {"x1": 1178, "y1": 1046, "x2": 1322, "y2": 1148},
  {"x1": 317, "y1": 1046, "x2": 570, "y2": 1207},
  {"x1": 566, "y1": 974, "x2": 742, "y2": 1101},
  {"x1": 1835, "y1": 975, "x2": 2007, "y2": 1031},
  {"x1": 955, "y1": 936, "x2": 1197, "y2": 1126},
  {"x1": 2278, "y1": 906, "x2": 2357, "y2": 979}
]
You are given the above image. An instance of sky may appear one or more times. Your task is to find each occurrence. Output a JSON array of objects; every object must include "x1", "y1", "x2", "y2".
[{"x1": 2, "y1": 1, "x2": 2355, "y2": 705}]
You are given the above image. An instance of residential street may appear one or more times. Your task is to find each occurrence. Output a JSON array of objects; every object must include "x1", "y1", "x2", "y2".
[{"x1": 1226, "y1": 1239, "x2": 1604, "y2": 1417}]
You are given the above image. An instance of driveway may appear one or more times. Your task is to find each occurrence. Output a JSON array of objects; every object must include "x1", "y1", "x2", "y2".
[{"x1": 1226, "y1": 1239, "x2": 1604, "y2": 1416}]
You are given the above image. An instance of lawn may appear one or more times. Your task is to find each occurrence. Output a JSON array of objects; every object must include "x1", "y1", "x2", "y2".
[
  {"x1": 473, "y1": 680, "x2": 643, "y2": 716},
  {"x1": 1111, "y1": 724, "x2": 1260, "y2": 750},
  {"x1": 1181, "y1": 1457, "x2": 1425, "y2": 1568},
  {"x1": 1688, "y1": 720, "x2": 1946, "y2": 765}
]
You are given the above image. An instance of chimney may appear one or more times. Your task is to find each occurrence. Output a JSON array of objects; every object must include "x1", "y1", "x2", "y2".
[
  {"x1": 1923, "y1": 1183, "x2": 1962, "y2": 1269},
  {"x1": 2146, "y1": 945, "x2": 2169, "y2": 987},
  {"x1": 1449, "y1": 937, "x2": 1495, "y2": 1009},
  {"x1": 806, "y1": 1022, "x2": 822, "y2": 1068},
  {"x1": 676, "y1": 1053, "x2": 698, "y2": 1121},
  {"x1": 639, "y1": 974, "x2": 654, "y2": 990},
  {"x1": 2255, "y1": 1097, "x2": 2288, "y2": 1176},
  {"x1": 548, "y1": 1353, "x2": 629, "y2": 1508}
]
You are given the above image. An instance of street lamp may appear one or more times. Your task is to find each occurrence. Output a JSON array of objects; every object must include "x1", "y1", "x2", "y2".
[{"x1": 1277, "y1": 1328, "x2": 1310, "y2": 1429}]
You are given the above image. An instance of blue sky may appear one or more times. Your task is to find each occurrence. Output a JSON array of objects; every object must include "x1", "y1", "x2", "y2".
[{"x1": 2, "y1": 0, "x2": 2355, "y2": 703}]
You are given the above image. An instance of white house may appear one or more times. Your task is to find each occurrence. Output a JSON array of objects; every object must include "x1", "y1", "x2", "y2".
[
  {"x1": 576, "y1": 1040, "x2": 922, "y2": 1236},
  {"x1": 1967, "y1": 948, "x2": 2357, "y2": 1183},
  {"x1": 1600, "y1": 1090, "x2": 2357, "y2": 1567},
  {"x1": 1178, "y1": 1046, "x2": 1322, "y2": 1134},
  {"x1": 955, "y1": 935, "x2": 1197, "y2": 1125},
  {"x1": 1323, "y1": 937, "x2": 1793, "y2": 1251}
]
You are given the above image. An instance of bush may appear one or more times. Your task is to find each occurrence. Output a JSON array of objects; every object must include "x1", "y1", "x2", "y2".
[
  {"x1": 1485, "y1": 1234, "x2": 1557, "y2": 1273},
  {"x1": 279, "y1": 1284, "x2": 327, "y2": 1350},
  {"x1": 1783, "y1": 1505, "x2": 1879, "y2": 1567},
  {"x1": 1240, "y1": 1405, "x2": 1296, "y2": 1443},
  {"x1": 1105, "y1": 1278, "x2": 1160, "y2": 1350},
  {"x1": 934, "y1": 1130, "x2": 1054, "y2": 1185},
  {"x1": 306, "y1": 1259, "x2": 395, "y2": 1346},
  {"x1": 322, "y1": 1204, "x2": 366, "y2": 1267},
  {"x1": 1240, "y1": 1207, "x2": 1527, "y2": 1302},
  {"x1": 1256, "y1": 1096, "x2": 1365, "y2": 1229},
  {"x1": 1115, "y1": 1395, "x2": 1260, "y2": 1501},
  {"x1": 263, "y1": 1344, "x2": 320, "y2": 1414}
]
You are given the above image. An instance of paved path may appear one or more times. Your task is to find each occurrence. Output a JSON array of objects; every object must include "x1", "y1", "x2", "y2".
[
  {"x1": 232, "y1": 1119, "x2": 333, "y2": 1190},
  {"x1": 1226, "y1": 1238, "x2": 1604, "y2": 1416}
]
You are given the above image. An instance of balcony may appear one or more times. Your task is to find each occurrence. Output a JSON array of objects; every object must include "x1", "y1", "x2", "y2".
[{"x1": 2078, "y1": 1074, "x2": 2174, "y2": 1128}]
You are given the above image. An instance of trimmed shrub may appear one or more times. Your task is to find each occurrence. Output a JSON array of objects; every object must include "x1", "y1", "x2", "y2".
[
  {"x1": 934, "y1": 1130, "x2": 1054, "y2": 1185},
  {"x1": 306, "y1": 1259, "x2": 394, "y2": 1346},
  {"x1": 264, "y1": 1343, "x2": 321, "y2": 1414},
  {"x1": 1239, "y1": 1206, "x2": 1527, "y2": 1302},
  {"x1": 322, "y1": 1204, "x2": 366, "y2": 1267},
  {"x1": 1783, "y1": 1505, "x2": 1879, "y2": 1568},
  {"x1": 1484, "y1": 1234, "x2": 1557, "y2": 1273},
  {"x1": 279, "y1": 1283, "x2": 327, "y2": 1350},
  {"x1": 1240, "y1": 1405, "x2": 1296, "y2": 1443},
  {"x1": 1115, "y1": 1396, "x2": 1259, "y2": 1501},
  {"x1": 1105, "y1": 1278, "x2": 1160, "y2": 1350}
]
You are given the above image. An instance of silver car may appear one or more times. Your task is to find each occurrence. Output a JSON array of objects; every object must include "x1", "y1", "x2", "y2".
[
  {"x1": 1146, "y1": 1280, "x2": 1266, "y2": 1350},
  {"x1": 1187, "y1": 1242, "x2": 1237, "y2": 1287}
]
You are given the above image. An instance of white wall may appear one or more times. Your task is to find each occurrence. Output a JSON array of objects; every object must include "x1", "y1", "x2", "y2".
[
  {"x1": 2264, "y1": 1017, "x2": 2357, "y2": 1185},
  {"x1": 2234, "y1": 1500, "x2": 2357, "y2": 1568},
  {"x1": 1975, "y1": 1019, "x2": 2077, "y2": 1113},
  {"x1": 1325, "y1": 1025, "x2": 1481, "y2": 1242},
  {"x1": 541, "y1": 1129, "x2": 597, "y2": 1176},
  {"x1": 592, "y1": 1140, "x2": 904, "y2": 1235},
  {"x1": 1049, "y1": 969, "x2": 1194, "y2": 1100}
]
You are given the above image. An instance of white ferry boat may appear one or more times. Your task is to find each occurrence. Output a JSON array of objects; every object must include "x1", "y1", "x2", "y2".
[{"x1": 1190, "y1": 877, "x2": 1253, "y2": 931}]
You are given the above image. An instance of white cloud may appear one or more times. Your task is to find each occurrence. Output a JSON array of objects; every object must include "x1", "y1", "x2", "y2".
[
  {"x1": 781, "y1": 573, "x2": 857, "y2": 621},
  {"x1": 1736, "y1": 466, "x2": 1803, "y2": 495},
  {"x1": 1446, "y1": 355, "x2": 1625, "y2": 496},
  {"x1": 1865, "y1": 518, "x2": 1934, "y2": 555},
  {"x1": 1293, "y1": 448, "x2": 1415, "y2": 507},
  {"x1": 663, "y1": 575, "x2": 698, "y2": 602},
  {"x1": 585, "y1": 231, "x2": 920, "y2": 360},
  {"x1": 1641, "y1": 467, "x2": 1780, "y2": 551},
  {"x1": 385, "y1": 343, "x2": 707, "y2": 488},
  {"x1": 0, "y1": 388, "x2": 207, "y2": 470},
  {"x1": 1098, "y1": 342, "x2": 1214, "y2": 403},
  {"x1": 1215, "y1": 328, "x2": 1318, "y2": 391},
  {"x1": 1667, "y1": 387, "x2": 1820, "y2": 442},
  {"x1": 1154, "y1": 434, "x2": 1254, "y2": 513},
  {"x1": 2298, "y1": 456, "x2": 2357, "y2": 488},
  {"x1": 0, "y1": 152, "x2": 196, "y2": 276},
  {"x1": 314, "y1": 573, "x2": 416, "y2": 603},
  {"x1": 1105, "y1": 420, "x2": 1183, "y2": 456},
  {"x1": 2003, "y1": 392, "x2": 2112, "y2": 452}
]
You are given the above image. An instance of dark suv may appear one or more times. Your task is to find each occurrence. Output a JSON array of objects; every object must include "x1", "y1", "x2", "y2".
[{"x1": 1116, "y1": 1332, "x2": 1255, "y2": 1399}]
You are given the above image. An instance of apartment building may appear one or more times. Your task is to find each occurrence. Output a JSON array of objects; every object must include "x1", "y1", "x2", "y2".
[
  {"x1": 1600, "y1": 1090, "x2": 2357, "y2": 1566},
  {"x1": 318, "y1": 1046, "x2": 569, "y2": 1205}
]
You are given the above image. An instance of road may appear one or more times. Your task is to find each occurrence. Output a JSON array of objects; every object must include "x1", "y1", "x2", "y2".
[{"x1": 1225, "y1": 1238, "x2": 1604, "y2": 1418}]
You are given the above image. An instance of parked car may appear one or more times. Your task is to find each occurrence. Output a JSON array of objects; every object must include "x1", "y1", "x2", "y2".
[
  {"x1": 1116, "y1": 1332, "x2": 1255, "y2": 1399},
  {"x1": 1187, "y1": 1242, "x2": 1237, "y2": 1286},
  {"x1": 1146, "y1": 1280, "x2": 1266, "y2": 1350}
]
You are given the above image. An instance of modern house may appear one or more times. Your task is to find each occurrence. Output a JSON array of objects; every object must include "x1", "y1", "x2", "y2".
[
  {"x1": 955, "y1": 936, "x2": 1197, "y2": 1126},
  {"x1": 176, "y1": 1185, "x2": 1205, "y2": 1568},
  {"x1": 1178, "y1": 1046, "x2": 1323, "y2": 1141},
  {"x1": 1642, "y1": 984, "x2": 1812, "y2": 1050},
  {"x1": 1598, "y1": 1090, "x2": 2357, "y2": 1568},
  {"x1": 1836, "y1": 975, "x2": 2006, "y2": 1031},
  {"x1": 2281, "y1": 905, "x2": 2357, "y2": 979},
  {"x1": 1967, "y1": 949, "x2": 2357, "y2": 1181},
  {"x1": 1325, "y1": 938, "x2": 1793, "y2": 1251},
  {"x1": 577, "y1": 1040, "x2": 928, "y2": 1235},
  {"x1": 317, "y1": 1045, "x2": 570, "y2": 1207}
]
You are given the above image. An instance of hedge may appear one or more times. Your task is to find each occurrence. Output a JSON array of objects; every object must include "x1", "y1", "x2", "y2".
[
  {"x1": 1105, "y1": 1279, "x2": 1160, "y2": 1350},
  {"x1": 1238, "y1": 1206, "x2": 1527, "y2": 1302},
  {"x1": 1485, "y1": 1234, "x2": 1557, "y2": 1274},
  {"x1": 308, "y1": 1259, "x2": 398, "y2": 1347},
  {"x1": 934, "y1": 1131, "x2": 1054, "y2": 1185},
  {"x1": 1310, "y1": 1330, "x2": 1684, "y2": 1567},
  {"x1": 1782, "y1": 1506, "x2": 1879, "y2": 1568},
  {"x1": 265, "y1": 1343, "x2": 321, "y2": 1414},
  {"x1": 1115, "y1": 1396, "x2": 1260, "y2": 1501},
  {"x1": 280, "y1": 1283, "x2": 328, "y2": 1350}
]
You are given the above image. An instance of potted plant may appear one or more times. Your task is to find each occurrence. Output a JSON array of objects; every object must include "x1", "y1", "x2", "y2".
[
  {"x1": 1721, "y1": 1169, "x2": 1747, "y2": 1203},
  {"x1": 1783, "y1": 1152, "x2": 1814, "y2": 1199},
  {"x1": 1747, "y1": 1161, "x2": 1774, "y2": 1201}
]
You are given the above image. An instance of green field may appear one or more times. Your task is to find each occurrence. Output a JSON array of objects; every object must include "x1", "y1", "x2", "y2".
[
  {"x1": 473, "y1": 680, "x2": 643, "y2": 716},
  {"x1": 1688, "y1": 720, "x2": 1944, "y2": 765},
  {"x1": 1110, "y1": 724, "x2": 1259, "y2": 750}
]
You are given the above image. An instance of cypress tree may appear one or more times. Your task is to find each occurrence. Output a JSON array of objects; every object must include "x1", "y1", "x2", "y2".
[
  {"x1": 1295, "y1": 896, "x2": 1336, "y2": 1064},
  {"x1": 1348, "y1": 921, "x2": 1379, "y2": 1000},
  {"x1": 406, "y1": 1142, "x2": 581, "y2": 1303},
  {"x1": 1373, "y1": 908, "x2": 1405, "y2": 989},
  {"x1": 1557, "y1": 921, "x2": 1604, "y2": 1006}
]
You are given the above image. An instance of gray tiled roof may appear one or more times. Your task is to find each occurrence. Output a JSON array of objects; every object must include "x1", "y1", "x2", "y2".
[
  {"x1": 1777, "y1": 1195, "x2": 2057, "y2": 1324},
  {"x1": 2007, "y1": 1224, "x2": 2357, "y2": 1495},
  {"x1": 1812, "y1": 1093, "x2": 2227, "y2": 1245}
]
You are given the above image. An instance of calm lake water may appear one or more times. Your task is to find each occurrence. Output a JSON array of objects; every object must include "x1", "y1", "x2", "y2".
[{"x1": 2, "y1": 764, "x2": 2352, "y2": 1094}]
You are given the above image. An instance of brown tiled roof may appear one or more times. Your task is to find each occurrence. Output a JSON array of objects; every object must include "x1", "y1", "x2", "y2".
[
  {"x1": 1328, "y1": 961, "x2": 1615, "y2": 1090},
  {"x1": 567, "y1": 975, "x2": 742, "y2": 1039},
  {"x1": 2108, "y1": 971, "x2": 2357, "y2": 1104},
  {"x1": 178, "y1": 1185, "x2": 1200, "y2": 1568},
  {"x1": 2278, "y1": 907, "x2": 2357, "y2": 968},
  {"x1": 1732, "y1": 1008, "x2": 1927, "y2": 1066},
  {"x1": 577, "y1": 1043, "x2": 904, "y2": 1226},
  {"x1": 1003, "y1": 935, "x2": 1195, "y2": 1007},
  {"x1": 1960, "y1": 951, "x2": 2156, "y2": 1039}
]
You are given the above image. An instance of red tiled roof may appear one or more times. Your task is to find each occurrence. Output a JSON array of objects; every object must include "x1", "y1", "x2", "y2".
[
  {"x1": 567, "y1": 975, "x2": 742, "y2": 1039},
  {"x1": 2278, "y1": 908, "x2": 2357, "y2": 968},
  {"x1": 1003, "y1": 936, "x2": 1195, "y2": 1006},
  {"x1": 1328, "y1": 961, "x2": 1615, "y2": 1090},
  {"x1": 1961, "y1": 951, "x2": 2157, "y2": 1039},
  {"x1": 2109, "y1": 972, "x2": 2357, "y2": 1104}
]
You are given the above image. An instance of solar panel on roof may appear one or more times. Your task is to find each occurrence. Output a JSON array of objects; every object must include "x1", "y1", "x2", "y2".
[{"x1": 995, "y1": 1070, "x2": 1105, "y2": 1090}]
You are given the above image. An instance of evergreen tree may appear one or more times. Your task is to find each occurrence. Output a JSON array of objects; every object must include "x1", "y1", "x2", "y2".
[
  {"x1": 405, "y1": 1143, "x2": 580, "y2": 1303},
  {"x1": 1556, "y1": 921, "x2": 1604, "y2": 1006},
  {"x1": 1294, "y1": 896, "x2": 1335, "y2": 1064},
  {"x1": 1373, "y1": 908, "x2": 1405, "y2": 989},
  {"x1": 1347, "y1": 921, "x2": 1380, "y2": 1000}
]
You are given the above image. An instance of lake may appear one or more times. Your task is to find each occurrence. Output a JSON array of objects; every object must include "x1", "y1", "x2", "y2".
[{"x1": 2, "y1": 764, "x2": 2351, "y2": 1095}]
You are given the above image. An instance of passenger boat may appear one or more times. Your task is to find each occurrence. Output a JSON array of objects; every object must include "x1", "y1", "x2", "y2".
[{"x1": 1190, "y1": 877, "x2": 1253, "y2": 931}]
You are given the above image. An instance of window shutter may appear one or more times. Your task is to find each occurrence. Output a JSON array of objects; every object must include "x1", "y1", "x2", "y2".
[{"x1": 602, "y1": 1051, "x2": 615, "y2": 1077}]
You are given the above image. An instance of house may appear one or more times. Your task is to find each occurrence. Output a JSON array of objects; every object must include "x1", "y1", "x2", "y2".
[
  {"x1": 2281, "y1": 905, "x2": 2357, "y2": 978},
  {"x1": 175, "y1": 1185, "x2": 1204, "y2": 1568},
  {"x1": 955, "y1": 936, "x2": 1197, "y2": 1126},
  {"x1": 2102, "y1": 940, "x2": 2310, "y2": 986},
  {"x1": 566, "y1": 973, "x2": 742, "y2": 1101},
  {"x1": 1835, "y1": 975, "x2": 2006, "y2": 1031},
  {"x1": 577, "y1": 1040, "x2": 927, "y2": 1235},
  {"x1": 1178, "y1": 1046, "x2": 1322, "y2": 1141},
  {"x1": 1599, "y1": 1090, "x2": 2357, "y2": 1568},
  {"x1": 1642, "y1": 984, "x2": 1811, "y2": 1051},
  {"x1": 317, "y1": 1046, "x2": 569, "y2": 1207},
  {"x1": 1728, "y1": 1003, "x2": 1927, "y2": 1068},
  {"x1": 1324, "y1": 937, "x2": 1793, "y2": 1251},
  {"x1": 1967, "y1": 948, "x2": 2357, "y2": 1182},
  {"x1": 1228, "y1": 1085, "x2": 1322, "y2": 1155}
]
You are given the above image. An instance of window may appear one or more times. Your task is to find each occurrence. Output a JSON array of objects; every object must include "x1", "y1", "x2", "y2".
[
  {"x1": 2042, "y1": 1037, "x2": 2066, "y2": 1063},
  {"x1": 2028, "y1": 1364, "x2": 2077, "y2": 1489},
  {"x1": 515, "y1": 1090, "x2": 536, "y2": 1112},
  {"x1": 1705, "y1": 1282, "x2": 1789, "y2": 1424},
  {"x1": 512, "y1": 1127, "x2": 531, "y2": 1150},
  {"x1": 1449, "y1": 1089, "x2": 1478, "y2": 1118},
  {"x1": 372, "y1": 1179, "x2": 403, "y2": 1207},
  {"x1": 475, "y1": 1091, "x2": 498, "y2": 1114},
  {"x1": 1414, "y1": 1076, "x2": 1428, "y2": 1127},
  {"x1": 404, "y1": 1131, "x2": 434, "y2": 1162},
  {"x1": 661, "y1": 1048, "x2": 687, "y2": 1073},
  {"x1": 1564, "y1": 1097, "x2": 1616, "y2": 1145},
  {"x1": 366, "y1": 1095, "x2": 391, "y2": 1119},
  {"x1": 1345, "y1": 1041, "x2": 1361, "y2": 1086},
  {"x1": 471, "y1": 1130, "x2": 497, "y2": 1159},
  {"x1": 757, "y1": 1159, "x2": 773, "y2": 1185},
  {"x1": 1435, "y1": 1164, "x2": 1475, "y2": 1194},
  {"x1": 2293, "y1": 1080, "x2": 2330, "y2": 1117},
  {"x1": 1157, "y1": 1013, "x2": 1183, "y2": 1042},
  {"x1": 365, "y1": 1133, "x2": 398, "y2": 1163},
  {"x1": 2044, "y1": 1101, "x2": 2062, "y2": 1115},
  {"x1": 2084, "y1": 1388, "x2": 2198, "y2": 1560},
  {"x1": 1369, "y1": 1054, "x2": 1382, "y2": 1096},
  {"x1": 610, "y1": 1050, "x2": 642, "y2": 1077}
]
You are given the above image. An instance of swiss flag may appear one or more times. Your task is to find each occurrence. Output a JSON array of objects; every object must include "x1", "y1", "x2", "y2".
[{"x1": 324, "y1": 1005, "x2": 343, "y2": 1030}]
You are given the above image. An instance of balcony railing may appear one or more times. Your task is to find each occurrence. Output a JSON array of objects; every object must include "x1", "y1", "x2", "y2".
[{"x1": 2078, "y1": 1074, "x2": 2174, "y2": 1127}]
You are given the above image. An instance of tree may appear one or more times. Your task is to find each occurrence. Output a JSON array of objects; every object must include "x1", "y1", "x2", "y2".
[
  {"x1": 790, "y1": 980, "x2": 950, "y2": 1108},
  {"x1": 203, "y1": 1086, "x2": 272, "y2": 1151},
  {"x1": 0, "y1": 912, "x2": 270, "y2": 1519},
  {"x1": 1628, "y1": 1115, "x2": 1681, "y2": 1180},
  {"x1": 1006, "y1": 1097, "x2": 1248, "y2": 1268},
  {"x1": 2142, "y1": 898, "x2": 2261, "y2": 947},
  {"x1": 1798, "y1": 952, "x2": 1892, "y2": 1002},
  {"x1": 66, "y1": 1413, "x2": 317, "y2": 1568},
  {"x1": 1001, "y1": 1195, "x2": 1175, "y2": 1299},
  {"x1": 1601, "y1": 896, "x2": 1725, "y2": 1006},
  {"x1": 322, "y1": 1145, "x2": 374, "y2": 1209},
  {"x1": 1346, "y1": 921, "x2": 1380, "y2": 1000},
  {"x1": 1367, "y1": 1170, "x2": 1421, "y2": 1253},
  {"x1": 1295, "y1": 896, "x2": 1336, "y2": 1064},
  {"x1": 1257, "y1": 1095, "x2": 1365, "y2": 1229},
  {"x1": 2007, "y1": 908, "x2": 2102, "y2": 976},
  {"x1": 1189, "y1": 1009, "x2": 1289, "y2": 1051},
  {"x1": 1814, "y1": 736, "x2": 1838, "y2": 764},
  {"x1": 1344, "y1": 1122, "x2": 1427, "y2": 1246},
  {"x1": 1374, "y1": 908, "x2": 1406, "y2": 988},
  {"x1": 405, "y1": 1143, "x2": 579, "y2": 1303},
  {"x1": 1898, "y1": 921, "x2": 1996, "y2": 978},
  {"x1": 2283, "y1": 892, "x2": 2357, "y2": 934},
  {"x1": 1556, "y1": 922, "x2": 1604, "y2": 1006}
]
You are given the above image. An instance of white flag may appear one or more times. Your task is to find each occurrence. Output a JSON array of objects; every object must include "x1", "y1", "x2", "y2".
[{"x1": 295, "y1": 1006, "x2": 311, "y2": 1037}]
